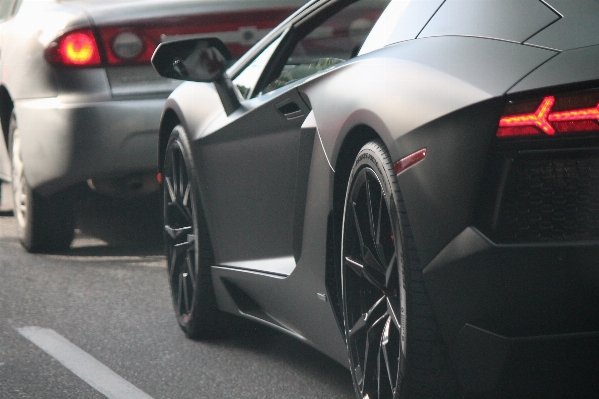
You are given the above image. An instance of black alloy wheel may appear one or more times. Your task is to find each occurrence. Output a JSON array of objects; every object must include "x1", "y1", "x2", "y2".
[
  {"x1": 341, "y1": 140, "x2": 456, "y2": 399},
  {"x1": 163, "y1": 126, "x2": 218, "y2": 338}
]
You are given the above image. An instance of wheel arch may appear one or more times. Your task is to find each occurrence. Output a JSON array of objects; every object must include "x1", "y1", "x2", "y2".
[
  {"x1": 158, "y1": 108, "x2": 181, "y2": 174},
  {"x1": 0, "y1": 86, "x2": 14, "y2": 182},
  {"x1": 0, "y1": 85, "x2": 14, "y2": 150},
  {"x1": 161, "y1": 113, "x2": 218, "y2": 268},
  {"x1": 325, "y1": 123, "x2": 380, "y2": 336}
]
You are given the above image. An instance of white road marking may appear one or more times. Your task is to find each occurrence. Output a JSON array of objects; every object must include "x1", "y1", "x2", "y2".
[
  {"x1": 16, "y1": 327, "x2": 155, "y2": 399},
  {"x1": 45, "y1": 254, "x2": 166, "y2": 268}
]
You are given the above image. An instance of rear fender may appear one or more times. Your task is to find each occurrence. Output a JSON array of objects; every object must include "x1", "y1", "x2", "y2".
[{"x1": 299, "y1": 36, "x2": 557, "y2": 266}]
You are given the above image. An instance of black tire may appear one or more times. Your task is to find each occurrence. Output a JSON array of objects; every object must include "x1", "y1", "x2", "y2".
[
  {"x1": 9, "y1": 112, "x2": 74, "y2": 253},
  {"x1": 341, "y1": 140, "x2": 457, "y2": 399},
  {"x1": 163, "y1": 125, "x2": 219, "y2": 339}
]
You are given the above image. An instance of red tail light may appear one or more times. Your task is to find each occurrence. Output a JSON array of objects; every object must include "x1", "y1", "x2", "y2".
[
  {"x1": 497, "y1": 92, "x2": 599, "y2": 138},
  {"x1": 45, "y1": 8, "x2": 296, "y2": 67},
  {"x1": 45, "y1": 29, "x2": 101, "y2": 67}
]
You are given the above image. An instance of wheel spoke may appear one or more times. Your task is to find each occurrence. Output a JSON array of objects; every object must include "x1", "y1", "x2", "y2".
[
  {"x1": 182, "y1": 182, "x2": 191, "y2": 207},
  {"x1": 380, "y1": 317, "x2": 395, "y2": 395},
  {"x1": 186, "y1": 253, "x2": 196, "y2": 289},
  {"x1": 365, "y1": 172, "x2": 388, "y2": 266},
  {"x1": 174, "y1": 234, "x2": 195, "y2": 250},
  {"x1": 165, "y1": 225, "x2": 192, "y2": 239},
  {"x1": 365, "y1": 177, "x2": 376, "y2": 244},
  {"x1": 346, "y1": 256, "x2": 384, "y2": 292},
  {"x1": 172, "y1": 151, "x2": 181, "y2": 196},
  {"x1": 349, "y1": 314, "x2": 367, "y2": 339},
  {"x1": 351, "y1": 200, "x2": 367, "y2": 253},
  {"x1": 351, "y1": 189, "x2": 386, "y2": 276},
  {"x1": 362, "y1": 314, "x2": 387, "y2": 395},
  {"x1": 352, "y1": 187, "x2": 379, "y2": 267},
  {"x1": 376, "y1": 193, "x2": 383, "y2": 246},
  {"x1": 177, "y1": 273, "x2": 184, "y2": 314},
  {"x1": 165, "y1": 176, "x2": 177, "y2": 203},
  {"x1": 387, "y1": 297, "x2": 401, "y2": 330},
  {"x1": 169, "y1": 248, "x2": 178, "y2": 282},
  {"x1": 182, "y1": 272, "x2": 190, "y2": 314},
  {"x1": 353, "y1": 364, "x2": 364, "y2": 392},
  {"x1": 349, "y1": 296, "x2": 386, "y2": 338},
  {"x1": 345, "y1": 256, "x2": 364, "y2": 277},
  {"x1": 363, "y1": 247, "x2": 386, "y2": 275},
  {"x1": 179, "y1": 153, "x2": 186, "y2": 197}
]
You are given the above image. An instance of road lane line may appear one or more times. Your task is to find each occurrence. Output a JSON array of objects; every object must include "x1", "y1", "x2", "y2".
[{"x1": 16, "y1": 327, "x2": 155, "y2": 399}]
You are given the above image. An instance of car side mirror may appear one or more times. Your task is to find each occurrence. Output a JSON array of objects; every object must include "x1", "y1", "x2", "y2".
[
  {"x1": 151, "y1": 38, "x2": 232, "y2": 82},
  {"x1": 152, "y1": 37, "x2": 241, "y2": 116}
]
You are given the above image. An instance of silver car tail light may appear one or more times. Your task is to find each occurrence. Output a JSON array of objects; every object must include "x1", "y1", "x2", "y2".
[
  {"x1": 97, "y1": 7, "x2": 297, "y2": 66},
  {"x1": 111, "y1": 32, "x2": 144, "y2": 60}
]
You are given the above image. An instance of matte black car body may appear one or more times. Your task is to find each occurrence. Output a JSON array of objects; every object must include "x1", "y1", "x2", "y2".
[{"x1": 156, "y1": 0, "x2": 599, "y2": 397}]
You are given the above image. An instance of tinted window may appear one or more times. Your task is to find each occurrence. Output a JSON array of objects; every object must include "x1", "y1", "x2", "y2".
[
  {"x1": 262, "y1": 0, "x2": 391, "y2": 95},
  {"x1": 233, "y1": 34, "x2": 284, "y2": 100}
]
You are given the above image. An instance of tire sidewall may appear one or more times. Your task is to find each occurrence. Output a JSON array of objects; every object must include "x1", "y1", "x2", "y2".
[
  {"x1": 164, "y1": 125, "x2": 218, "y2": 337},
  {"x1": 341, "y1": 140, "x2": 408, "y2": 398}
]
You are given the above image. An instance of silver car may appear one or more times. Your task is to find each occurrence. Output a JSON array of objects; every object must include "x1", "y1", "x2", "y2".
[{"x1": 0, "y1": 0, "x2": 303, "y2": 252}]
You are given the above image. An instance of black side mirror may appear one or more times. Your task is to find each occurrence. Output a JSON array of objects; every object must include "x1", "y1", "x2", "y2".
[
  {"x1": 151, "y1": 38, "x2": 232, "y2": 82},
  {"x1": 152, "y1": 37, "x2": 241, "y2": 116}
]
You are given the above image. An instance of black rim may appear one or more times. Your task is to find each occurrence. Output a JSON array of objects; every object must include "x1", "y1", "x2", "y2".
[
  {"x1": 164, "y1": 139, "x2": 198, "y2": 325},
  {"x1": 342, "y1": 167, "x2": 405, "y2": 399}
]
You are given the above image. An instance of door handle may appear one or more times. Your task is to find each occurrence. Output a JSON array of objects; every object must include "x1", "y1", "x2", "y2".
[{"x1": 276, "y1": 98, "x2": 304, "y2": 120}]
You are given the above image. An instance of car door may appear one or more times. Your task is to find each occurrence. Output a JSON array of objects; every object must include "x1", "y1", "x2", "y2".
[
  {"x1": 198, "y1": 0, "x2": 390, "y2": 269},
  {"x1": 196, "y1": 34, "x2": 312, "y2": 267}
]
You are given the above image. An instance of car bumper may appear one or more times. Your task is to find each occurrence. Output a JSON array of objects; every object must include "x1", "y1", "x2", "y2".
[
  {"x1": 15, "y1": 96, "x2": 166, "y2": 195},
  {"x1": 424, "y1": 227, "x2": 599, "y2": 397}
]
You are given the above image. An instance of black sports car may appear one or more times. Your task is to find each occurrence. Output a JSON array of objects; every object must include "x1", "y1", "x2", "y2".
[{"x1": 152, "y1": 0, "x2": 599, "y2": 397}]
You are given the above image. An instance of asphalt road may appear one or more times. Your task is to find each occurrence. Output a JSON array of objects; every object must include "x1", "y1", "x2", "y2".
[{"x1": 0, "y1": 189, "x2": 354, "y2": 399}]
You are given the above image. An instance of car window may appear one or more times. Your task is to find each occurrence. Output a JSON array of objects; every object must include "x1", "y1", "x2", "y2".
[
  {"x1": 233, "y1": 34, "x2": 284, "y2": 100},
  {"x1": 261, "y1": 0, "x2": 391, "y2": 95}
]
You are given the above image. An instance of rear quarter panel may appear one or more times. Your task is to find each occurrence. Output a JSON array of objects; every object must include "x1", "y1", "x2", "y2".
[{"x1": 300, "y1": 36, "x2": 557, "y2": 266}]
